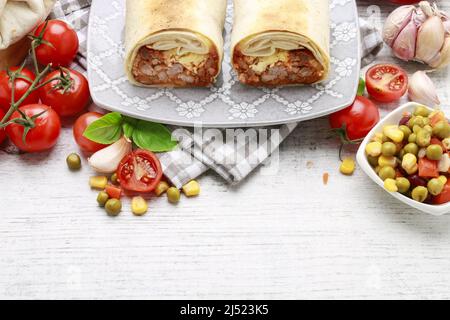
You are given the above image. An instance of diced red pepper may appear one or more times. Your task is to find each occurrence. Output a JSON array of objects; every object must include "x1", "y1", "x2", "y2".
[
  {"x1": 433, "y1": 181, "x2": 450, "y2": 205},
  {"x1": 418, "y1": 157, "x2": 439, "y2": 178},
  {"x1": 106, "y1": 185, "x2": 122, "y2": 199}
]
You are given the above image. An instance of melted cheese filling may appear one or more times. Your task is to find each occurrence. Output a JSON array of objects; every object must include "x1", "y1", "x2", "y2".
[
  {"x1": 249, "y1": 50, "x2": 289, "y2": 74},
  {"x1": 163, "y1": 49, "x2": 208, "y2": 72}
]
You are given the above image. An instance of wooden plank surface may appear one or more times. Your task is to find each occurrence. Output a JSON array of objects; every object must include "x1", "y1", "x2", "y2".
[{"x1": 1, "y1": 0, "x2": 450, "y2": 299}]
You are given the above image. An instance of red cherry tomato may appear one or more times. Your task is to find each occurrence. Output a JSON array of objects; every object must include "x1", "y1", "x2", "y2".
[
  {"x1": 34, "y1": 20, "x2": 79, "y2": 67},
  {"x1": 366, "y1": 64, "x2": 408, "y2": 103},
  {"x1": 329, "y1": 96, "x2": 380, "y2": 141},
  {"x1": 6, "y1": 104, "x2": 61, "y2": 153},
  {"x1": 117, "y1": 149, "x2": 163, "y2": 193},
  {"x1": 0, "y1": 109, "x2": 6, "y2": 144},
  {"x1": 73, "y1": 112, "x2": 108, "y2": 153},
  {"x1": 0, "y1": 67, "x2": 39, "y2": 112},
  {"x1": 39, "y1": 69, "x2": 90, "y2": 117}
]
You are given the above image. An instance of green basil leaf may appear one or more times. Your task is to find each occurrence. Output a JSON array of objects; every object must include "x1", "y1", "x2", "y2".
[
  {"x1": 357, "y1": 77, "x2": 366, "y2": 96},
  {"x1": 83, "y1": 112, "x2": 123, "y2": 144},
  {"x1": 122, "y1": 116, "x2": 138, "y2": 139},
  {"x1": 132, "y1": 121, "x2": 178, "y2": 152}
]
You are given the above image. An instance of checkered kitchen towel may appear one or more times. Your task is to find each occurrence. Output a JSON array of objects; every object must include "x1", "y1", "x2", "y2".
[{"x1": 52, "y1": 0, "x2": 383, "y2": 188}]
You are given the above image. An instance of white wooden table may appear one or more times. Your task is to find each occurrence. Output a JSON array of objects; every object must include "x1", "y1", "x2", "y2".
[{"x1": 1, "y1": 1, "x2": 450, "y2": 300}]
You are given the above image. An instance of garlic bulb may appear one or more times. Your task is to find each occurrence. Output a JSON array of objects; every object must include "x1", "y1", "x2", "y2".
[
  {"x1": 383, "y1": 1, "x2": 450, "y2": 69},
  {"x1": 88, "y1": 136, "x2": 132, "y2": 173},
  {"x1": 408, "y1": 71, "x2": 441, "y2": 107}
]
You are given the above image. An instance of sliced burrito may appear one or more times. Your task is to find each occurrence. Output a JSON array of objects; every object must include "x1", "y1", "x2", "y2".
[
  {"x1": 231, "y1": 0, "x2": 330, "y2": 86},
  {"x1": 125, "y1": 0, "x2": 226, "y2": 87}
]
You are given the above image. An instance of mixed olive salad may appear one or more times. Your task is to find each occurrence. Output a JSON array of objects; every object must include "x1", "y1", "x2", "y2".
[{"x1": 365, "y1": 105, "x2": 450, "y2": 205}]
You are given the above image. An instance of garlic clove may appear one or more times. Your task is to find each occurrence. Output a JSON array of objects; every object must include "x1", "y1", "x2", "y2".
[
  {"x1": 383, "y1": 5, "x2": 415, "y2": 47},
  {"x1": 415, "y1": 15, "x2": 446, "y2": 64},
  {"x1": 392, "y1": 19, "x2": 417, "y2": 61},
  {"x1": 408, "y1": 71, "x2": 441, "y2": 107},
  {"x1": 418, "y1": 1, "x2": 434, "y2": 17},
  {"x1": 443, "y1": 20, "x2": 450, "y2": 35},
  {"x1": 88, "y1": 136, "x2": 132, "y2": 174},
  {"x1": 429, "y1": 36, "x2": 450, "y2": 68}
]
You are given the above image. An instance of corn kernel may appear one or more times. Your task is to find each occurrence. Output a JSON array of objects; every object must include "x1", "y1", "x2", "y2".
[
  {"x1": 131, "y1": 197, "x2": 148, "y2": 216},
  {"x1": 402, "y1": 153, "x2": 418, "y2": 174},
  {"x1": 378, "y1": 155, "x2": 397, "y2": 168},
  {"x1": 383, "y1": 125, "x2": 404, "y2": 143},
  {"x1": 154, "y1": 181, "x2": 170, "y2": 197},
  {"x1": 89, "y1": 176, "x2": 108, "y2": 189},
  {"x1": 340, "y1": 158, "x2": 355, "y2": 175},
  {"x1": 365, "y1": 141, "x2": 382, "y2": 157},
  {"x1": 372, "y1": 133, "x2": 383, "y2": 143},
  {"x1": 438, "y1": 175, "x2": 448, "y2": 185},
  {"x1": 384, "y1": 178, "x2": 398, "y2": 192},
  {"x1": 182, "y1": 180, "x2": 200, "y2": 197}
]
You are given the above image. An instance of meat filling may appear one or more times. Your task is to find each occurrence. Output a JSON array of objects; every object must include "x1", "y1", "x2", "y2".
[
  {"x1": 233, "y1": 48, "x2": 325, "y2": 86},
  {"x1": 132, "y1": 46, "x2": 219, "y2": 87}
]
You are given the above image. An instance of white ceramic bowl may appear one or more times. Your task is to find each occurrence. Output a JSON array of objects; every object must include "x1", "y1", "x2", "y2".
[{"x1": 356, "y1": 102, "x2": 450, "y2": 216}]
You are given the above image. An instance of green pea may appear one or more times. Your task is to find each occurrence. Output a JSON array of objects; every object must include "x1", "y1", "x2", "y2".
[
  {"x1": 399, "y1": 125, "x2": 412, "y2": 141},
  {"x1": 416, "y1": 129, "x2": 431, "y2": 147},
  {"x1": 111, "y1": 173, "x2": 119, "y2": 185},
  {"x1": 413, "y1": 125, "x2": 423, "y2": 134},
  {"x1": 411, "y1": 186, "x2": 428, "y2": 203},
  {"x1": 426, "y1": 144, "x2": 443, "y2": 161},
  {"x1": 381, "y1": 142, "x2": 397, "y2": 157},
  {"x1": 396, "y1": 177, "x2": 411, "y2": 194},
  {"x1": 414, "y1": 106, "x2": 430, "y2": 117},
  {"x1": 428, "y1": 178, "x2": 445, "y2": 196},
  {"x1": 403, "y1": 143, "x2": 419, "y2": 156},
  {"x1": 379, "y1": 166, "x2": 396, "y2": 181},
  {"x1": 66, "y1": 153, "x2": 82, "y2": 171},
  {"x1": 433, "y1": 121, "x2": 450, "y2": 139},
  {"x1": 412, "y1": 116, "x2": 425, "y2": 127},
  {"x1": 408, "y1": 133, "x2": 417, "y2": 143},
  {"x1": 97, "y1": 191, "x2": 109, "y2": 207},
  {"x1": 423, "y1": 125, "x2": 433, "y2": 133},
  {"x1": 105, "y1": 199, "x2": 122, "y2": 216}
]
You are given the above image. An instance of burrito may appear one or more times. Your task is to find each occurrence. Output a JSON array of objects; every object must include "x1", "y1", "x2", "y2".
[
  {"x1": 125, "y1": 0, "x2": 227, "y2": 87},
  {"x1": 231, "y1": 0, "x2": 330, "y2": 86}
]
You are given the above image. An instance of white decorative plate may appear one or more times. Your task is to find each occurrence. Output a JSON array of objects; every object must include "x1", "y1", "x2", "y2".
[{"x1": 87, "y1": 0, "x2": 361, "y2": 128}]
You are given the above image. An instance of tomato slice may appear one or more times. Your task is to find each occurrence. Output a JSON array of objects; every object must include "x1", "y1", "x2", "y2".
[
  {"x1": 117, "y1": 149, "x2": 163, "y2": 193},
  {"x1": 418, "y1": 158, "x2": 439, "y2": 178},
  {"x1": 366, "y1": 64, "x2": 408, "y2": 103},
  {"x1": 433, "y1": 181, "x2": 450, "y2": 205},
  {"x1": 106, "y1": 185, "x2": 122, "y2": 199}
]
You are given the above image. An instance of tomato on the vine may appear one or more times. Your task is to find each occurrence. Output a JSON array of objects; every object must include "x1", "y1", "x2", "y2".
[
  {"x1": 6, "y1": 104, "x2": 61, "y2": 153},
  {"x1": 34, "y1": 20, "x2": 79, "y2": 67},
  {"x1": 73, "y1": 112, "x2": 108, "y2": 153},
  {"x1": 39, "y1": 69, "x2": 90, "y2": 117},
  {"x1": 366, "y1": 64, "x2": 408, "y2": 103},
  {"x1": 329, "y1": 96, "x2": 380, "y2": 141},
  {"x1": 0, "y1": 109, "x2": 6, "y2": 144},
  {"x1": 117, "y1": 149, "x2": 163, "y2": 193},
  {"x1": 0, "y1": 67, "x2": 39, "y2": 112}
]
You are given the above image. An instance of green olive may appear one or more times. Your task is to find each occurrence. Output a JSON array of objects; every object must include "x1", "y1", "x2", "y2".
[
  {"x1": 408, "y1": 133, "x2": 417, "y2": 143},
  {"x1": 111, "y1": 173, "x2": 119, "y2": 185},
  {"x1": 381, "y1": 142, "x2": 397, "y2": 157},
  {"x1": 416, "y1": 129, "x2": 431, "y2": 147},
  {"x1": 379, "y1": 166, "x2": 396, "y2": 181},
  {"x1": 433, "y1": 121, "x2": 450, "y2": 139},
  {"x1": 426, "y1": 144, "x2": 443, "y2": 160},
  {"x1": 399, "y1": 125, "x2": 412, "y2": 141},
  {"x1": 427, "y1": 178, "x2": 445, "y2": 196},
  {"x1": 367, "y1": 155, "x2": 379, "y2": 167},
  {"x1": 411, "y1": 186, "x2": 429, "y2": 203},
  {"x1": 105, "y1": 199, "x2": 122, "y2": 216},
  {"x1": 414, "y1": 106, "x2": 430, "y2": 117},
  {"x1": 403, "y1": 143, "x2": 419, "y2": 156},
  {"x1": 396, "y1": 177, "x2": 411, "y2": 194},
  {"x1": 97, "y1": 191, "x2": 109, "y2": 207},
  {"x1": 66, "y1": 153, "x2": 81, "y2": 171},
  {"x1": 167, "y1": 187, "x2": 181, "y2": 204}
]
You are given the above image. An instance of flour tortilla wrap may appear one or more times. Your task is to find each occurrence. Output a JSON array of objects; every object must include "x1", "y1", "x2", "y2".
[
  {"x1": 125, "y1": 0, "x2": 226, "y2": 87},
  {"x1": 231, "y1": 0, "x2": 330, "y2": 86}
]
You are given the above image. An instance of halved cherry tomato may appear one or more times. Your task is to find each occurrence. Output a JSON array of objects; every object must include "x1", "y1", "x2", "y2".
[
  {"x1": 73, "y1": 112, "x2": 108, "y2": 153},
  {"x1": 0, "y1": 67, "x2": 39, "y2": 112},
  {"x1": 39, "y1": 68, "x2": 90, "y2": 117},
  {"x1": 106, "y1": 185, "x2": 122, "y2": 200},
  {"x1": 6, "y1": 104, "x2": 61, "y2": 153},
  {"x1": 366, "y1": 64, "x2": 408, "y2": 103},
  {"x1": 34, "y1": 20, "x2": 79, "y2": 67},
  {"x1": 117, "y1": 149, "x2": 163, "y2": 193},
  {"x1": 418, "y1": 157, "x2": 439, "y2": 178},
  {"x1": 433, "y1": 181, "x2": 450, "y2": 205},
  {"x1": 329, "y1": 96, "x2": 380, "y2": 141},
  {"x1": 0, "y1": 109, "x2": 6, "y2": 144}
]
